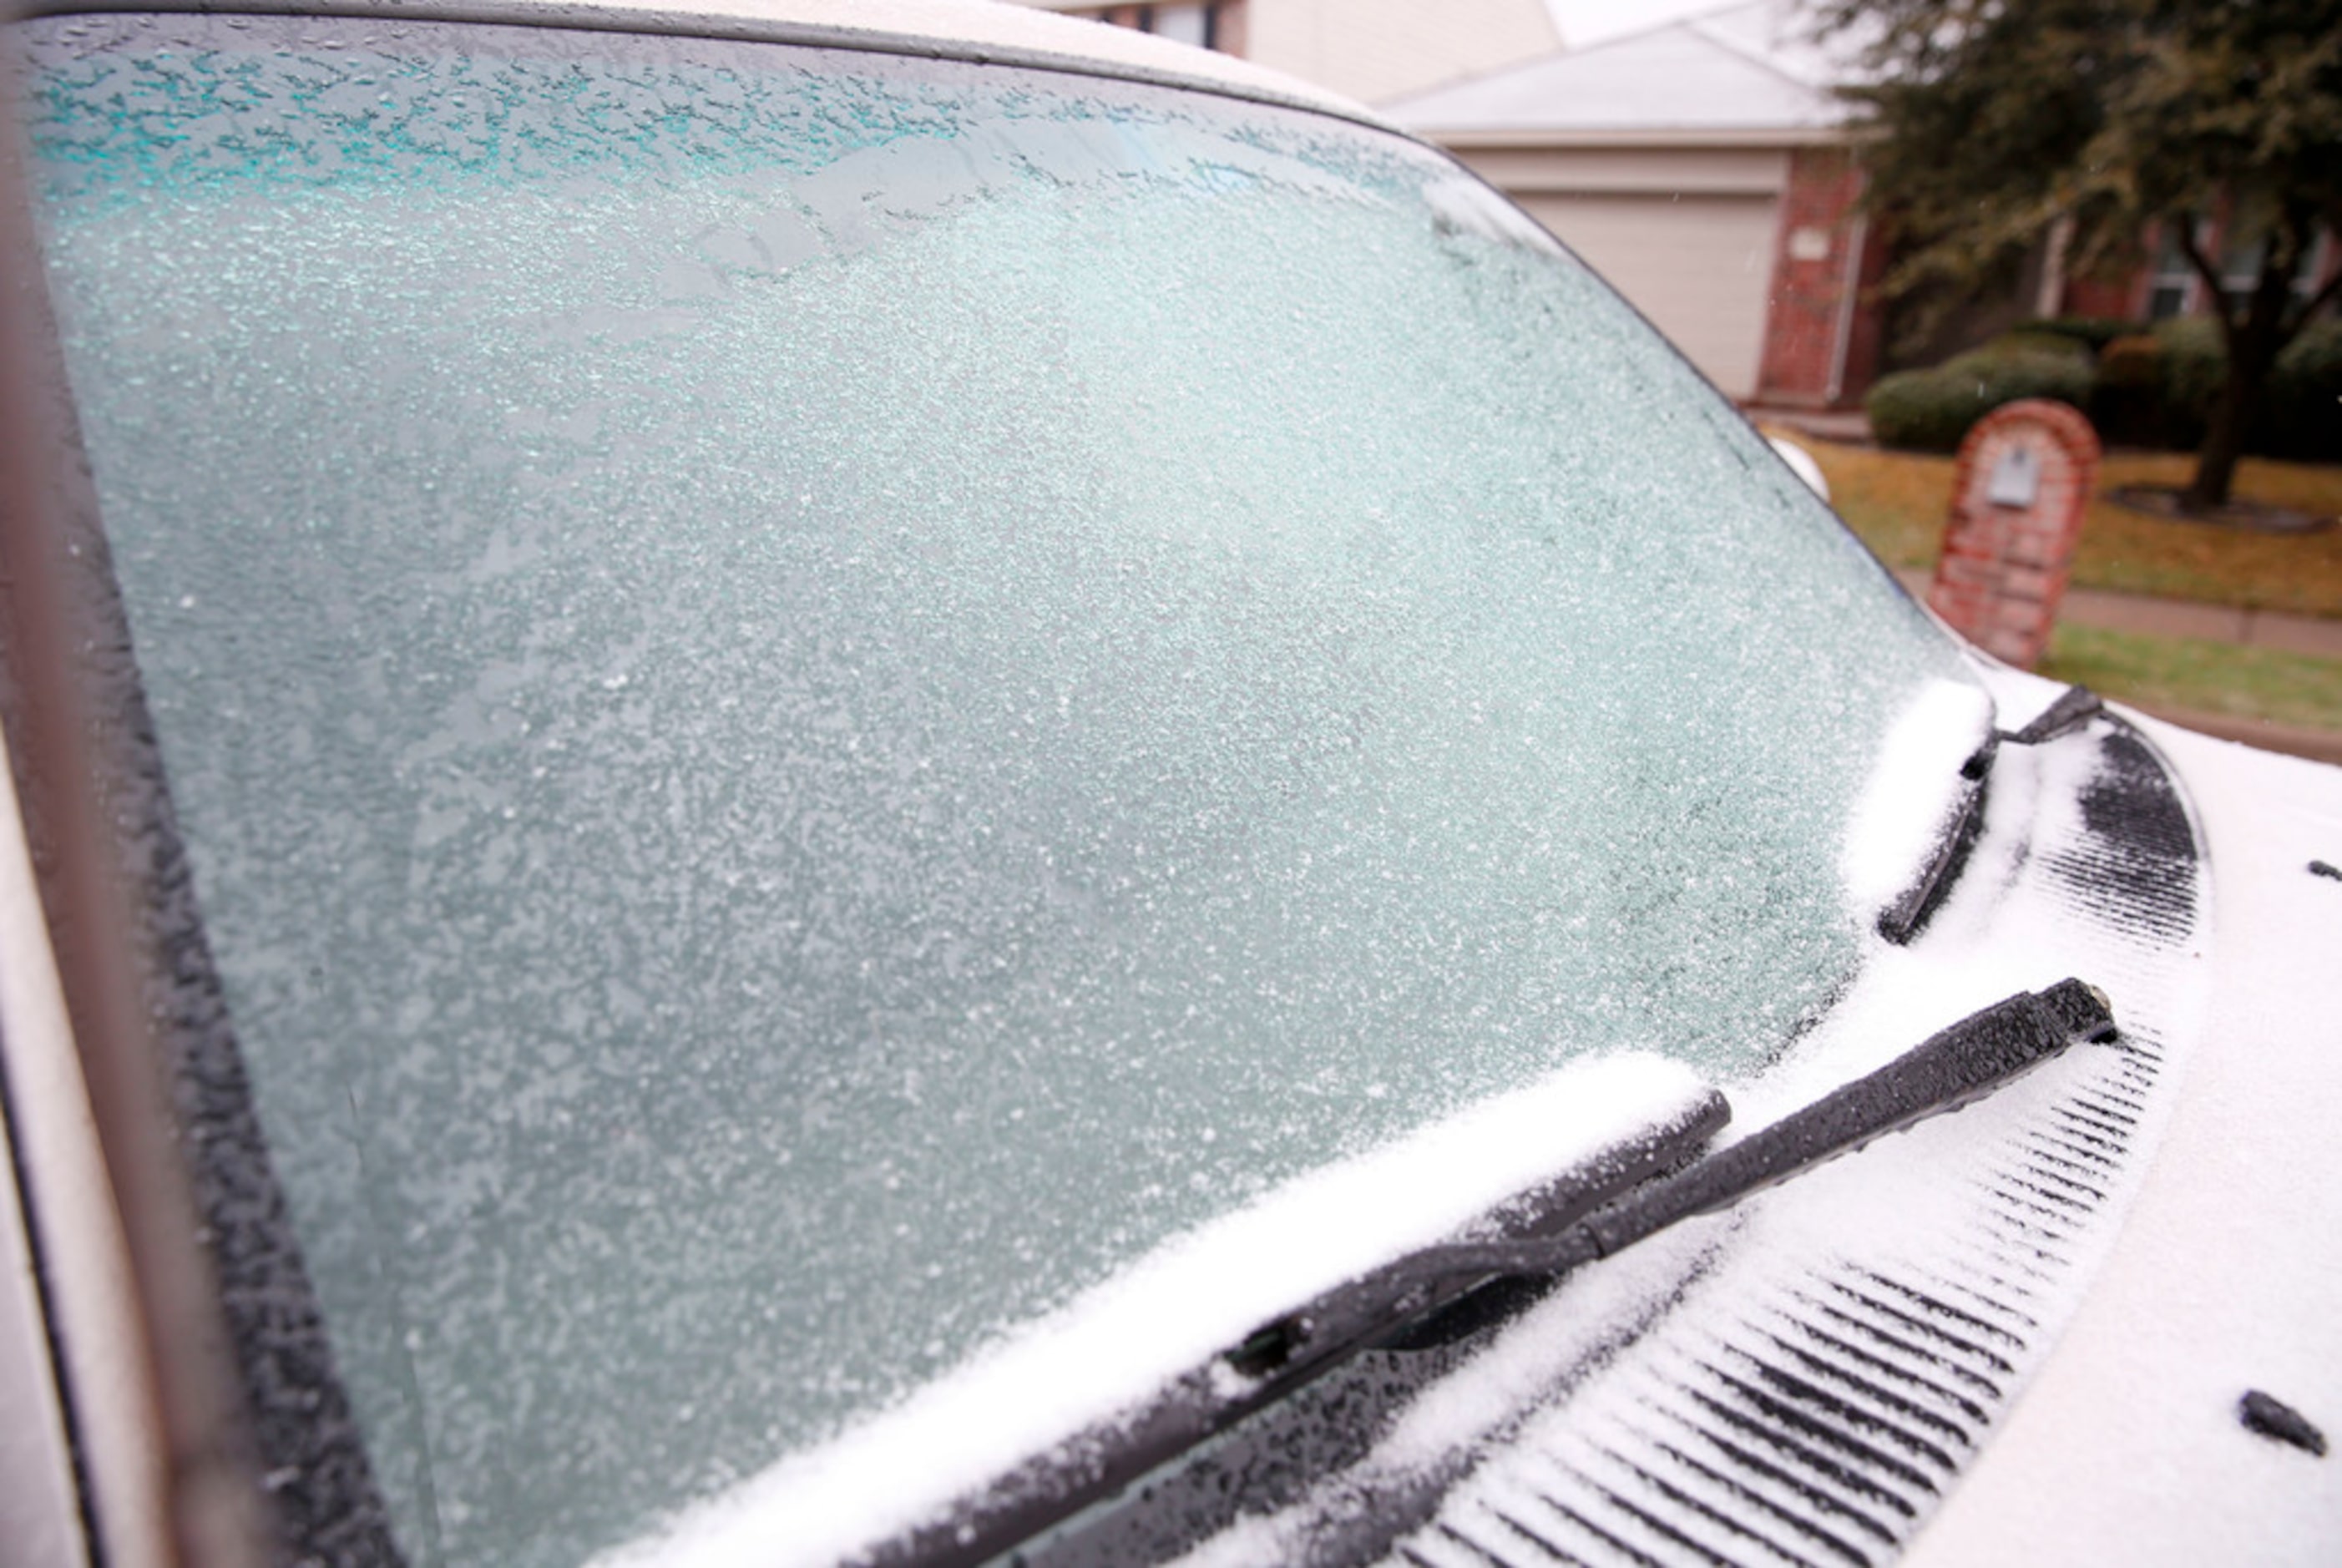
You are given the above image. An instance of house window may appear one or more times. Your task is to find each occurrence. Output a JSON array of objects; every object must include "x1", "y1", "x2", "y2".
[
  {"x1": 1148, "y1": 4, "x2": 1215, "y2": 48},
  {"x1": 2145, "y1": 221, "x2": 2198, "y2": 320},
  {"x1": 2148, "y1": 217, "x2": 2332, "y2": 320},
  {"x1": 1065, "y1": 4, "x2": 1221, "y2": 51},
  {"x1": 2305, "y1": 230, "x2": 2338, "y2": 316},
  {"x1": 2218, "y1": 228, "x2": 2269, "y2": 315}
]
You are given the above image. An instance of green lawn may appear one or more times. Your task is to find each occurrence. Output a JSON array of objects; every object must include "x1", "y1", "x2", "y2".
[
  {"x1": 1779, "y1": 438, "x2": 2342, "y2": 620},
  {"x1": 2037, "y1": 624, "x2": 2342, "y2": 734}
]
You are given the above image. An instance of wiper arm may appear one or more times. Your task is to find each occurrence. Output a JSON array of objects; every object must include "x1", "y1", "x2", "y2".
[
  {"x1": 886, "y1": 980, "x2": 2115, "y2": 1568},
  {"x1": 1875, "y1": 735, "x2": 1996, "y2": 943},
  {"x1": 1877, "y1": 685, "x2": 2106, "y2": 944},
  {"x1": 873, "y1": 1094, "x2": 1726, "y2": 1568},
  {"x1": 2005, "y1": 683, "x2": 2103, "y2": 746},
  {"x1": 1229, "y1": 979, "x2": 2114, "y2": 1378}
]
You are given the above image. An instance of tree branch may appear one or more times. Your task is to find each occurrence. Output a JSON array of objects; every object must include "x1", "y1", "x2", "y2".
[
  {"x1": 2288, "y1": 255, "x2": 2342, "y2": 338},
  {"x1": 2173, "y1": 220, "x2": 2239, "y2": 352}
]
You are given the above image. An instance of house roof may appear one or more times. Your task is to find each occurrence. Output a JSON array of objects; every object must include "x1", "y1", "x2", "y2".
[{"x1": 1385, "y1": 0, "x2": 1860, "y2": 145}]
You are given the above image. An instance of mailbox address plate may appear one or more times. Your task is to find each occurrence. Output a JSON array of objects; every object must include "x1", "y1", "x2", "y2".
[{"x1": 1987, "y1": 444, "x2": 2041, "y2": 508}]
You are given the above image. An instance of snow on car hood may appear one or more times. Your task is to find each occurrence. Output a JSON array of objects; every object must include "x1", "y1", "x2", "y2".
[{"x1": 1905, "y1": 715, "x2": 2342, "y2": 1567}]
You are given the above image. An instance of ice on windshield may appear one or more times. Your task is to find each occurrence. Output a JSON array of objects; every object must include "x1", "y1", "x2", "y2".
[
  {"x1": 24, "y1": 17, "x2": 1966, "y2": 1566},
  {"x1": 599, "y1": 1053, "x2": 1712, "y2": 1568}
]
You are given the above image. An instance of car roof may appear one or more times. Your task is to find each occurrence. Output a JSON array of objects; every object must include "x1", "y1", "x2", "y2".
[{"x1": 15, "y1": 0, "x2": 1397, "y2": 130}]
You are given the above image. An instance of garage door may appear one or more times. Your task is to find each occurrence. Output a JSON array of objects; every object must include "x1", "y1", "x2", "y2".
[{"x1": 1516, "y1": 192, "x2": 1778, "y2": 400}]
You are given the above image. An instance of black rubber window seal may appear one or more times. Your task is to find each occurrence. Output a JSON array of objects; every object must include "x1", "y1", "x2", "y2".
[{"x1": 0, "y1": 50, "x2": 405, "y2": 1563}]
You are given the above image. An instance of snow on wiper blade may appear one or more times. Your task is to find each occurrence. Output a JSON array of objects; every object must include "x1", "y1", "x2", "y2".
[
  {"x1": 882, "y1": 983, "x2": 2113, "y2": 1567},
  {"x1": 1876, "y1": 684, "x2": 2107, "y2": 944},
  {"x1": 863, "y1": 1089, "x2": 1728, "y2": 1568},
  {"x1": 1874, "y1": 732, "x2": 1996, "y2": 943},
  {"x1": 1227, "y1": 979, "x2": 2116, "y2": 1381}
]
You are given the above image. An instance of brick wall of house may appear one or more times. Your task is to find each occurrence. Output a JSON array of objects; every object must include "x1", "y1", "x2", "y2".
[
  {"x1": 1840, "y1": 215, "x2": 1889, "y2": 400},
  {"x1": 1753, "y1": 146, "x2": 1876, "y2": 407},
  {"x1": 2061, "y1": 274, "x2": 2139, "y2": 320},
  {"x1": 2057, "y1": 218, "x2": 2342, "y2": 323},
  {"x1": 1216, "y1": 0, "x2": 1248, "y2": 58}
]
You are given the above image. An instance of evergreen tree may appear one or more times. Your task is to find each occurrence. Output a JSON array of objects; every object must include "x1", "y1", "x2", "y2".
[{"x1": 1822, "y1": 0, "x2": 2342, "y2": 507}]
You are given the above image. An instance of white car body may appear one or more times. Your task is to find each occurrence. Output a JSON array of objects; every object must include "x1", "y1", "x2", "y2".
[{"x1": 0, "y1": 4, "x2": 2337, "y2": 1566}]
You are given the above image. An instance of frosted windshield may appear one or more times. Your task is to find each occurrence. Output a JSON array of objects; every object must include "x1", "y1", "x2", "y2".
[{"x1": 23, "y1": 16, "x2": 1966, "y2": 1566}]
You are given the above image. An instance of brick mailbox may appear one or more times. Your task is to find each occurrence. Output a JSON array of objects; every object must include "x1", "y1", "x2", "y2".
[{"x1": 1925, "y1": 398, "x2": 2100, "y2": 669}]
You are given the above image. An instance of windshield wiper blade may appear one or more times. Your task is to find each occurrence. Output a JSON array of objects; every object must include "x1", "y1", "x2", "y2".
[
  {"x1": 2005, "y1": 683, "x2": 2102, "y2": 746},
  {"x1": 886, "y1": 980, "x2": 2114, "y2": 1568},
  {"x1": 1227, "y1": 979, "x2": 2115, "y2": 1381},
  {"x1": 872, "y1": 1092, "x2": 1726, "y2": 1568},
  {"x1": 1878, "y1": 685, "x2": 2107, "y2": 945},
  {"x1": 1876, "y1": 735, "x2": 1997, "y2": 944}
]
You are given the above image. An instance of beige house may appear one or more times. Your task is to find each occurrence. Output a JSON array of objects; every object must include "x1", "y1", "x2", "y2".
[
  {"x1": 1386, "y1": 1, "x2": 1874, "y2": 405},
  {"x1": 1003, "y1": 1, "x2": 1876, "y2": 408},
  {"x1": 1003, "y1": 0, "x2": 1562, "y2": 107}
]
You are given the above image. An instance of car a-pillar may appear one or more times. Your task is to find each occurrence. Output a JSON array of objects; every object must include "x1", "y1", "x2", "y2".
[{"x1": 1925, "y1": 398, "x2": 2101, "y2": 669}]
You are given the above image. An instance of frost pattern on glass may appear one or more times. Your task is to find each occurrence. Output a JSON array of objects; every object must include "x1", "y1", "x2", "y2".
[{"x1": 26, "y1": 18, "x2": 1965, "y2": 1566}]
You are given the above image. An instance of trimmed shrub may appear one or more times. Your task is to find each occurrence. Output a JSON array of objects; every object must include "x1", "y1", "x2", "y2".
[
  {"x1": 2263, "y1": 318, "x2": 2342, "y2": 461},
  {"x1": 1865, "y1": 372, "x2": 1968, "y2": 452},
  {"x1": 1866, "y1": 371, "x2": 1964, "y2": 453},
  {"x1": 1987, "y1": 329, "x2": 2097, "y2": 366},
  {"x1": 1867, "y1": 346, "x2": 2097, "y2": 453},
  {"x1": 2089, "y1": 334, "x2": 2173, "y2": 449},
  {"x1": 2024, "y1": 316, "x2": 2137, "y2": 353},
  {"x1": 2104, "y1": 316, "x2": 2336, "y2": 458},
  {"x1": 2097, "y1": 334, "x2": 2162, "y2": 385},
  {"x1": 2090, "y1": 333, "x2": 2173, "y2": 448},
  {"x1": 1910, "y1": 313, "x2": 2341, "y2": 458},
  {"x1": 2152, "y1": 316, "x2": 2225, "y2": 443}
]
